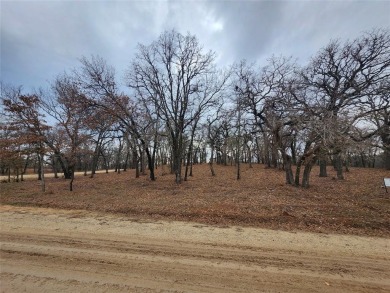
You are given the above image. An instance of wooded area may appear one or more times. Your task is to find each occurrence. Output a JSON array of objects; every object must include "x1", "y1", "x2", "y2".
[{"x1": 1, "y1": 29, "x2": 389, "y2": 191}]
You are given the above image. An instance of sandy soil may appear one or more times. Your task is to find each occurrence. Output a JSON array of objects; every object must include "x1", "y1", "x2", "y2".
[{"x1": 1, "y1": 205, "x2": 389, "y2": 293}]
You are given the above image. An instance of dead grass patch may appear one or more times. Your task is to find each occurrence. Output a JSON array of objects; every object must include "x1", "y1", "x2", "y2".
[{"x1": 1, "y1": 164, "x2": 389, "y2": 237}]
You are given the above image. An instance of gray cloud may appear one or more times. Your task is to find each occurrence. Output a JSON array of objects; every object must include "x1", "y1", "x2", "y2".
[
  {"x1": 208, "y1": 1, "x2": 285, "y2": 62},
  {"x1": 1, "y1": 0, "x2": 389, "y2": 92}
]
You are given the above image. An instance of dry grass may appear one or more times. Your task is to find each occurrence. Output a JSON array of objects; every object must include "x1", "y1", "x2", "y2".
[{"x1": 1, "y1": 164, "x2": 389, "y2": 237}]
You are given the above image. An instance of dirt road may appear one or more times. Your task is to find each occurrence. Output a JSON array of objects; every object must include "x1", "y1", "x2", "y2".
[
  {"x1": 0, "y1": 205, "x2": 389, "y2": 292},
  {"x1": 0, "y1": 169, "x2": 115, "y2": 181}
]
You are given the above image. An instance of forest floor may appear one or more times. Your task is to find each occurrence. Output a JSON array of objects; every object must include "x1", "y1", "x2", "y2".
[{"x1": 1, "y1": 163, "x2": 389, "y2": 237}]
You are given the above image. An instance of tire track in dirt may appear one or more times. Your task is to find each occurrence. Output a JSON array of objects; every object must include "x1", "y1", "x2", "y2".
[{"x1": 1, "y1": 205, "x2": 389, "y2": 292}]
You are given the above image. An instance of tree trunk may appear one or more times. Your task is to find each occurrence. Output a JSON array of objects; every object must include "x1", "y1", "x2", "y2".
[
  {"x1": 184, "y1": 126, "x2": 197, "y2": 181},
  {"x1": 384, "y1": 148, "x2": 390, "y2": 170},
  {"x1": 133, "y1": 149, "x2": 140, "y2": 178},
  {"x1": 52, "y1": 155, "x2": 59, "y2": 179},
  {"x1": 372, "y1": 149, "x2": 377, "y2": 168},
  {"x1": 63, "y1": 168, "x2": 73, "y2": 179},
  {"x1": 83, "y1": 157, "x2": 88, "y2": 176},
  {"x1": 271, "y1": 145, "x2": 278, "y2": 168},
  {"x1": 69, "y1": 168, "x2": 74, "y2": 191},
  {"x1": 335, "y1": 153, "x2": 344, "y2": 180},
  {"x1": 296, "y1": 142, "x2": 319, "y2": 187},
  {"x1": 139, "y1": 147, "x2": 145, "y2": 175},
  {"x1": 22, "y1": 155, "x2": 30, "y2": 181},
  {"x1": 295, "y1": 160, "x2": 302, "y2": 186},
  {"x1": 172, "y1": 134, "x2": 183, "y2": 183},
  {"x1": 184, "y1": 149, "x2": 191, "y2": 181},
  {"x1": 360, "y1": 153, "x2": 366, "y2": 168},
  {"x1": 190, "y1": 157, "x2": 194, "y2": 177},
  {"x1": 37, "y1": 154, "x2": 42, "y2": 180},
  {"x1": 262, "y1": 133, "x2": 271, "y2": 168},
  {"x1": 283, "y1": 154, "x2": 294, "y2": 185},
  {"x1": 100, "y1": 149, "x2": 109, "y2": 173},
  {"x1": 54, "y1": 152, "x2": 72, "y2": 179},
  {"x1": 319, "y1": 159, "x2": 327, "y2": 177},
  {"x1": 209, "y1": 147, "x2": 216, "y2": 176},
  {"x1": 302, "y1": 157, "x2": 316, "y2": 188},
  {"x1": 290, "y1": 140, "x2": 297, "y2": 165},
  {"x1": 115, "y1": 139, "x2": 123, "y2": 174},
  {"x1": 123, "y1": 150, "x2": 130, "y2": 171},
  {"x1": 39, "y1": 153, "x2": 45, "y2": 192},
  {"x1": 145, "y1": 147, "x2": 155, "y2": 180},
  {"x1": 236, "y1": 149, "x2": 241, "y2": 180},
  {"x1": 90, "y1": 143, "x2": 101, "y2": 178},
  {"x1": 344, "y1": 157, "x2": 350, "y2": 172},
  {"x1": 247, "y1": 144, "x2": 253, "y2": 168},
  {"x1": 380, "y1": 131, "x2": 390, "y2": 169}
]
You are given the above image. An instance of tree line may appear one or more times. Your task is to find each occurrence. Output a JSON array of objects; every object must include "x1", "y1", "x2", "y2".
[{"x1": 1, "y1": 28, "x2": 389, "y2": 190}]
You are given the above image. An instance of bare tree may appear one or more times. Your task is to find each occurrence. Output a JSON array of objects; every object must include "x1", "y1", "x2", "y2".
[
  {"x1": 234, "y1": 56, "x2": 304, "y2": 184},
  {"x1": 77, "y1": 56, "x2": 157, "y2": 181},
  {"x1": 86, "y1": 106, "x2": 118, "y2": 177},
  {"x1": 127, "y1": 30, "x2": 220, "y2": 183},
  {"x1": 362, "y1": 80, "x2": 390, "y2": 169},
  {"x1": 301, "y1": 28, "x2": 390, "y2": 179}
]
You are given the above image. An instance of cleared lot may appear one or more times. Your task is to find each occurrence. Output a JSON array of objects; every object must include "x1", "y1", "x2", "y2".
[{"x1": 1, "y1": 165, "x2": 389, "y2": 237}]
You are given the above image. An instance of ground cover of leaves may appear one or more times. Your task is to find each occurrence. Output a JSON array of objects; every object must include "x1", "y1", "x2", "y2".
[{"x1": 1, "y1": 164, "x2": 389, "y2": 237}]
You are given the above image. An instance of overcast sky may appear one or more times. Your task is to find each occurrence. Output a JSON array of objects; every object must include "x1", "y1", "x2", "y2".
[{"x1": 1, "y1": 0, "x2": 389, "y2": 93}]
